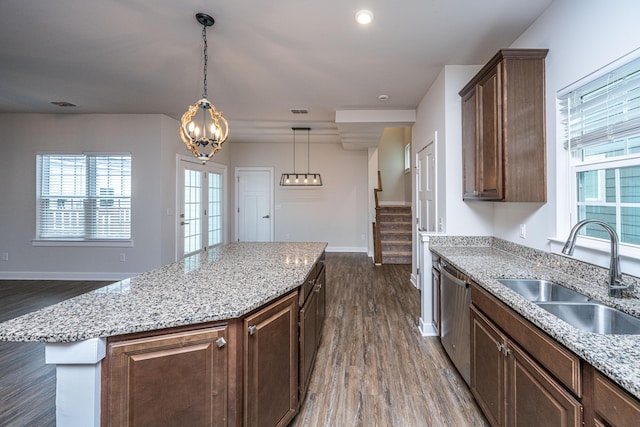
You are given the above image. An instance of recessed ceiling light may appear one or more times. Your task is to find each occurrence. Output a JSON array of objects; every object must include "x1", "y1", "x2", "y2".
[
  {"x1": 355, "y1": 10, "x2": 374, "y2": 25},
  {"x1": 378, "y1": 94, "x2": 389, "y2": 101}
]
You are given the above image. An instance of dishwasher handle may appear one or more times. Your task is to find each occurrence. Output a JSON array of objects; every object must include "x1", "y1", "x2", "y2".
[{"x1": 441, "y1": 263, "x2": 470, "y2": 289}]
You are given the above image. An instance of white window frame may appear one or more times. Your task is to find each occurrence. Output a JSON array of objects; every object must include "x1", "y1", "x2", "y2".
[
  {"x1": 553, "y1": 48, "x2": 640, "y2": 265},
  {"x1": 33, "y1": 153, "x2": 133, "y2": 248},
  {"x1": 404, "y1": 142, "x2": 411, "y2": 173}
]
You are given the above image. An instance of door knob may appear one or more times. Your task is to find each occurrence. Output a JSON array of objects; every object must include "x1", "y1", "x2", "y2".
[
  {"x1": 262, "y1": 214, "x2": 270, "y2": 219},
  {"x1": 180, "y1": 221, "x2": 189, "y2": 226}
]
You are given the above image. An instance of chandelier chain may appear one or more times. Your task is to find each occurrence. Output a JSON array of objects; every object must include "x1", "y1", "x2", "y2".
[{"x1": 202, "y1": 24, "x2": 208, "y2": 99}]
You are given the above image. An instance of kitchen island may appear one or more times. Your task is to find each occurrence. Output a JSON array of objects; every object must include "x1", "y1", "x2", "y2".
[
  {"x1": 0, "y1": 242, "x2": 327, "y2": 427},
  {"x1": 430, "y1": 236, "x2": 640, "y2": 426}
]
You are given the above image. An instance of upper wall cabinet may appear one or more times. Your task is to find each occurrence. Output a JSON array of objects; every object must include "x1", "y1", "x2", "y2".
[{"x1": 459, "y1": 49, "x2": 548, "y2": 202}]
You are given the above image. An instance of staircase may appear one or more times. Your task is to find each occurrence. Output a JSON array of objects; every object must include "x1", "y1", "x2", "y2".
[{"x1": 377, "y1": 206, "x2": 412, "y2": 264}]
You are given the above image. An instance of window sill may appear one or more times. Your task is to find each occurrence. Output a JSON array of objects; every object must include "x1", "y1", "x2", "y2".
[{"x1": 32, "y1": 239, "x2": 134, "y2": 248}]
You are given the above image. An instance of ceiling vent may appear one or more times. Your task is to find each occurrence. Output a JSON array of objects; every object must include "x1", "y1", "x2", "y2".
[
  {"x1": 289, "y1": 108, "x2": 309, "y2": 114},
  {"x1": 50, "y1": 101, "x2": 77, "y2": 107}
]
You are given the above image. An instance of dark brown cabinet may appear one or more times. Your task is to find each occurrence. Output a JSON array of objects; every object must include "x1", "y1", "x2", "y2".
[
  {"x1": 471, "y1": 283, "x2": 584, "y2": 427},
  {"x1": 591, "y1": 369, "x2": 640, "y2": 427},
  {"x1": 460, "y1": 49, "x2": 548, "y2": 202},
  {"x1": 471, "y1": 306, "x2": 506, "y2": 427},
  {"x1": 102, "y1": 256, "x2": 327, "y2": 427},
  {"x1": 243, "y1": 291, "x2": 299, "y2": 427},
  {"x1": 105, "y1": 325, "x2": 230, "y2": 427},
  {"x1": 299, "y1": 261, "x2": 326, "y2": 404},
  {"x1": 471, "y1": 306, "x2": 582, "y2": 427}
]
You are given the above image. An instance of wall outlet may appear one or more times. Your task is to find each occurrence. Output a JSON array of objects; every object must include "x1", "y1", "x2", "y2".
[
  {"x1": 119, "y1": 253, "x2": 126, "y2": 262},
  {"x1": 1, "y1": 252, "x2": 8, "y2": 261},
  {"x1": 519, "y1": 224, "x2": 527, "y2": 239}
]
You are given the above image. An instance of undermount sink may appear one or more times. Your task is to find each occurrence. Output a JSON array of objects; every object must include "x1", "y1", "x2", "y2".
[
  {"x1": 536, "y1": 302, "x2": 640, "y2": 335},
  {"x1": 496, "y1": 278, "x2": 591, "y2": 303}
]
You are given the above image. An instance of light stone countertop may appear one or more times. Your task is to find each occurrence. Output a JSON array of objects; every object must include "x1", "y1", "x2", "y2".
[
  {"x1": 0, "y1": 242, "x2": 327, "y2": 343},
  {"x1": 429, "y1": 236, "x2": 640, "y2": 401}
]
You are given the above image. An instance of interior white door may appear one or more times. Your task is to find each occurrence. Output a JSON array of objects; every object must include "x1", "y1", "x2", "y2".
[
  {"x1": 418, "y1": 142, "x2": 436, "y2": 232},
  {"x1": 236, "y1": 169, "x2": 273, "y2": 242}
]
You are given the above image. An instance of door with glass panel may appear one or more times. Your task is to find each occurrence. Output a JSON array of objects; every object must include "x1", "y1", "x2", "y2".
[{"x1": 179, "y1": 160, "x2": 225, "y2": 259}]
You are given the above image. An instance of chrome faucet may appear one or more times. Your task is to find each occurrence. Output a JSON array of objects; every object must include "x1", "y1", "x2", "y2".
[{"x1": 562, "y1": 219, "x2": 632, "y2": 298}]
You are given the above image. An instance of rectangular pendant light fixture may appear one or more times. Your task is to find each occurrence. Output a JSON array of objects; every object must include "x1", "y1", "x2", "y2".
[{"x1": 280, "y1": 127, "x2": 323, "y2": 186}]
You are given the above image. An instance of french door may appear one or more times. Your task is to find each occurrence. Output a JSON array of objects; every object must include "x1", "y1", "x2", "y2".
[{"x1": 178, "y1": 159, "x2": 226, "y2": 259}]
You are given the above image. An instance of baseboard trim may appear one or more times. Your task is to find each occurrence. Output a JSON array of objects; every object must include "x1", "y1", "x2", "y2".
[
  {"x1": 410, "y1": 273, "x2": 419, "y2": 289},
  {"x1": 419, "y1": 318, "x2": 438, "y2": 337},
  {"x1": 325, "y1": 246, "x2": 368, "y2": 253}
]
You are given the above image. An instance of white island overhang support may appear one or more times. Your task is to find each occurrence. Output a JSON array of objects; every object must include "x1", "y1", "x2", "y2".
[{"x1": 45, "y1": 337, "x2": 106, "y2": 427}]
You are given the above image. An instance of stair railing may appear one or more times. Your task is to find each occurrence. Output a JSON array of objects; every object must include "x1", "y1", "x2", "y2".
[{"x1": 373, "y1": 171, "x2": 382, "y2": 265}]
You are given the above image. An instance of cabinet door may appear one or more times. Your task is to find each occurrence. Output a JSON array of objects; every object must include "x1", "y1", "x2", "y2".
[
  {"x1": 461, "y1": 87, "x2": 478, "y2": 199},
  {"x1": 106, "y1": 325, "x2": 229, "y2": 427},
  {"x1": 316, "y1": 263, "x2": 326, "y2": 344},
  {"x1": 508, "y1": 343, "x2": 582, "y2": 427},
  {"x1": 244, "y1": 291, "x2": 299, "y2": 427},
  {"x1": 477, "y1": 67, "x2": 503, "y2": 200},
  {"x1": 471, "y1": 306, "x2": 507, "y2": 427},
  {"x1": 593, "y1": 371, "x2": 640, "y2": 427},
  {"x1": 299, "y1": 282, "x2": 318, "y2": 402}
]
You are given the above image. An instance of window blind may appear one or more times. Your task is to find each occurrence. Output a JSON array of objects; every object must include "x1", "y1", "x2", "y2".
[
  {"x1": 560, "y1": 55, "x2": 640, "y2": 153},
  {"x1": 37, "y1": 153, "x2": 131, "y2": 240}
]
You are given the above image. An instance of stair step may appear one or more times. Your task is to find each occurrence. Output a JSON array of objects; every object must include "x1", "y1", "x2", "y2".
[{"x1": 382, "y1": 253, "x2": 412, "y2": 264}]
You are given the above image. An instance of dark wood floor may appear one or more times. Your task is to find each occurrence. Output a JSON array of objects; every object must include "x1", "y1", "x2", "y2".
[
  {"x1": 291, "y1": 253, "x2": 487, "y2": 427},
  {"x1": 0, "y1": 255, "x2": 487, "y2": 426},
  {"x1": 0, "y1": 280, "x2": 111, "y2": 427}
]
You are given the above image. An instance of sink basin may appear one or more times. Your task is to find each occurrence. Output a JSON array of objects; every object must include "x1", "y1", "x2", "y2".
[
  {"x1": 537, "y1": 302, "x2": 640, "y2": 335},
  {"x1": 496, "y1": 279, "x2": 591, "y2": 303}
]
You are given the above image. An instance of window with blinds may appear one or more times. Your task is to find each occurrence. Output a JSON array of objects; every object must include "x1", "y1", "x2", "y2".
[
  {"x1": 36, "y1": 153, "x2": 132, "y2": 240},
  {"x1": 560, "y1": 53, "x2": 640, "y2": 246}
]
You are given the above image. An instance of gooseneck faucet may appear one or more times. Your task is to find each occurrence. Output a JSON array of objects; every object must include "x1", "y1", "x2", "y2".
[{"x1": 562, "y1": 219, "x2": 632, "y2": 298}]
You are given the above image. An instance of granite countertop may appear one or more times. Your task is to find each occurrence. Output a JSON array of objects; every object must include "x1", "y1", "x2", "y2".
[
  {"x1": 429, "y1": 236, "x2": 640, "y2": 401},
  {"x1": 0, "y1": 242, "x2": 327, "y2": 343}
]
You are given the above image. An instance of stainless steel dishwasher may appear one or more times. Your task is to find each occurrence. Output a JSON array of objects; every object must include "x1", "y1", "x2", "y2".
[{"x1": 440, "y1": 260, "x2": 471, "y2": 385}]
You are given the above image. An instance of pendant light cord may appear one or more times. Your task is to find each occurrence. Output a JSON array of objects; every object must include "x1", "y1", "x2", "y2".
[
  {"x1": 202, "y1": 24, "x2": 208, "y2": 99},
  {"x1": 293, "y1": 128, "x2": 297, "y2": 174}
]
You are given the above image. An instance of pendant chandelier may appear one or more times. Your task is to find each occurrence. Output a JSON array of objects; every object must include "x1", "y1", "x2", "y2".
[
  {"x1": 179, "y1": 13, "x2": 229, "y2": 164},
  {"x1": 280, "y1": 127, "x2": 323, "y2": 186}
]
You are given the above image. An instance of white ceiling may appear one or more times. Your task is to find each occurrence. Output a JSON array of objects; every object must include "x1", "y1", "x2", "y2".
[{"x1": 0, "y1": 0, "x2": 554, "y2": 148}]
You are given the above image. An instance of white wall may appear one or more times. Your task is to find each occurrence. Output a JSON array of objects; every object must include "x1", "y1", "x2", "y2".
[
  {"x1": 229, "y1": 142, "x2": 368, "y2": 251},
  {"x1": 378, "y1": 128, "x2": 409, "y2": 205},
  {"x1": 411, "y1": 65, "x2": 494, "y2": 276},
  {"x1": 493, "y1": 0, "x2": 640, "y2": 274},
  {"x1": 0, "y1": 113, "x2": 182, "y2": 280},
  {"x1": 413, "y1": 65, "x2": 493, "y2": 236}
]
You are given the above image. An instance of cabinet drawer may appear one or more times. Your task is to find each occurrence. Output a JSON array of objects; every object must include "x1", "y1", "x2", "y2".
[
  {"x1": 298, "y1": 263, "x2": 318, "y2": 307},
  {"x1": 471, "y1": 284, "x2": 582, "y2": 397},
  {"x1": 593, "y1": 371, "x2": 640, "y2": 427}
]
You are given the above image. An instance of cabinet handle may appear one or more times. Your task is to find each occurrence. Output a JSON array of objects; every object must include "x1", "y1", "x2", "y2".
[
  {"x1": 216, "y1": 337, "x2": 226, "y2": 348},
  {"x1": 496, "y1": 342, "x2": 511, "y2": 357},
  {"x1": 248, "y1": 325, "x2": 257, "y2": 335},
  {"x1": 315, "y1": 283, "x2": 322, "y2": 293}
]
